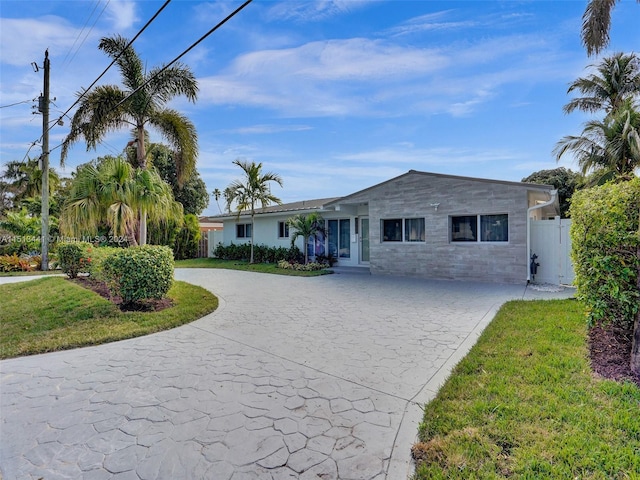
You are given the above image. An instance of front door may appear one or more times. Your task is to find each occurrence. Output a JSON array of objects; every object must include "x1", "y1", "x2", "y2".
[{"x1": 360, "y1": 217, "x2": 370, "y2": 264}]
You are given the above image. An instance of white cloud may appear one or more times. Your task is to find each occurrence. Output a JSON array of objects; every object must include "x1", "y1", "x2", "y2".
[
  {"x1": 267, "y1": 0, "x2": 374, "y2": 22},
  {"x1": 105, "y1": 0, "x2": 138, "y2": 31},
  {"x1": 222, "y1": 124, "x2": 313, "y2": 134}
]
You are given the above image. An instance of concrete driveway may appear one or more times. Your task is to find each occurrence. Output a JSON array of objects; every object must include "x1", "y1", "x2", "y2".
[{"x1": 0, "y1": 269, "x2": 573, "y2": 479}]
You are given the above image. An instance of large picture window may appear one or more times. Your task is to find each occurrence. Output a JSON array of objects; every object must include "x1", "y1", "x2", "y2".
[
  {"x1": 236, "y1": 223, "x2": 252, "y2": 238},
  {"x1": 328, "y1": 219, "x2": 350, "y2": 258},
  {"x1": 382, "y1": 218, "x2": 425, "y2": 243},
  {"x1": 451, "y1": 214, "x2": 508, "y2": 242}
]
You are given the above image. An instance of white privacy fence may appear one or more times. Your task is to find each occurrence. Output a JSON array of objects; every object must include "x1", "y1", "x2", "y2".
[{"x1": 530, "y1": 218, "x2": 575, "y2": 285}]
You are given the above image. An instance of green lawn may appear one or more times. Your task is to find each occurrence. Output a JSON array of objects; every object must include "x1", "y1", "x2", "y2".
[
  {"x1": 413, "y1": 299, "x2": 640, "y2": 479},
  {"x1": 175, "y1": 257, "x2": 332, "y2": 276},
  {"x1": 0, "y1": 277, "x2": 218, "y2": 359}
]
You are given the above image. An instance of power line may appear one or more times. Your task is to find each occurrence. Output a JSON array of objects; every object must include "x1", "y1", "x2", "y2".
[
  {"x1": 64, "y1": 0, "x2": 112, "y2": 71},
  {"x1": 0, "y1": 98, "x2": 37, "y2": 109},
  {"x1": 61, "y1": 0, "x2": 105, "y2": 70}
]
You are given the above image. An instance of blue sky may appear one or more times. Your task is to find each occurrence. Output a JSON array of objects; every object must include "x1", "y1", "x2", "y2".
[{"x1": 1, "y1": 0, "x2": 638, "y2": 216}]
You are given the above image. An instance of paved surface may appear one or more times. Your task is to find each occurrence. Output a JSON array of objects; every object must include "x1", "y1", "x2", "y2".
[{"x1": 0, "y1": 270, "x2": 574, "y2": 479}]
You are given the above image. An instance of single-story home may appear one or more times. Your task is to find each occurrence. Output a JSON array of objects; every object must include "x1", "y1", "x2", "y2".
[{"x1": 202, "y1": 170, "x2": 559, "y2": 284}]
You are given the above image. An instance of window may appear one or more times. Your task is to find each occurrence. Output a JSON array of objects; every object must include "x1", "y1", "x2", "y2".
[
  {"x1": 236, "y1": 223, "x2": 252, "y2": 238},
  {"x1": 328, "y1": 219, "x2": 351, "y2": 258},
  {"x1": 451, "y1": 214, "x2": 508, "y2": 242},
  {"x1": 278, "y1": 221, "x2": 289, "y2": 238},
  {"x1": 382, "y1": 218, "x2": 425, "y2": 243}
]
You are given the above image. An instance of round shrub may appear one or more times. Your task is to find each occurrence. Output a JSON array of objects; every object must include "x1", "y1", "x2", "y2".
[
  {"x1": 57, "y1": 242, "x2": 93, "y2": 278},
  {"x1": 103, "y1": 245, "x2": 174, "y2": 305}
]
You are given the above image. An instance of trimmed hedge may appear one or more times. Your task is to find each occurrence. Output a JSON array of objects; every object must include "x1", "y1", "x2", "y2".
[
  {"x1": 103, "y1": 245, "x2": 174, "y2": 305},
  {"x1": 213, "y1": 242, "x2": 303, "y2": 264},
  {"x1": 569, "y1": 178, "x2": 640, "y2": 329}
]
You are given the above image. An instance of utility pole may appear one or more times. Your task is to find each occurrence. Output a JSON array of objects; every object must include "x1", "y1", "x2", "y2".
[{"x1": 39, "y1": 50, "x2": 50, "y2": 271}]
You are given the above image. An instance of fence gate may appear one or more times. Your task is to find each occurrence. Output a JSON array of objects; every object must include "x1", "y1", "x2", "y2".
[{"x1": 530, "y1": 218, "x2": 574, "y2": 285}]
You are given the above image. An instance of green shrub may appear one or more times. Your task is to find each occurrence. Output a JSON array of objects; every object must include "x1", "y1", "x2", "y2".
[
  {"x1": 173, "y1": 214, "x2": 200, "y2": 260},
  {"x1": 57, "y1": 242, "x2": 93, "y2": 278},
  {"x1": 214, "y1": 243, "x2": 303, "y2": 263},
  {"x1": 86, "y1": 246, "x2": 122, "y2": 282},
  {"x1": 102, "y1": 245, "x2": 174, "y2": 305},
  {"x1": 569, "y1": 178, "x2": 640, "y2": 329},
  {"x1": 277, "y1": 260, "x2": 325, "y2": 271}
]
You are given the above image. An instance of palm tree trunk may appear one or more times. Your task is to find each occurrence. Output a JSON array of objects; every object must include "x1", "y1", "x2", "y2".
[
  {"x1": 137, "y1": 123, "x2": 147, "y2": 245},
  {"x1": 304, "y1": 235, "x2": 309, "y2": 264}
]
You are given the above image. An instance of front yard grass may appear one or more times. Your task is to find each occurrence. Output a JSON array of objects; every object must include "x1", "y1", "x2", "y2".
[
  {"x1": 413, "y1": 299, "x2": 640, "y2": 479},
  {"x1": 175, "y1": 257, "x2": 332, "y2": 276},
  {"x1": 0, "y1": 277, "x2": 218, "y2": 359}
]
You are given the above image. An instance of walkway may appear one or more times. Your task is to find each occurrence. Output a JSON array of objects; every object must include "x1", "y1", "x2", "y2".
[{"x1": 0, "y1": 270, "x2": 573, "y2": 479}]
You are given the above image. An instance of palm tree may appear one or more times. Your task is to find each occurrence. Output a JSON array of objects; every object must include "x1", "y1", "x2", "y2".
[
  {"x1": 581, "y1": 0, "x2": 640, "y2": 56},
  {"x1": 564, "y1": 53, "x2": 640, "y2": 116},
  {"x1": 287, "y1": 212, "x2": 325, "y2": 264},
  {"x1": 60, "y1": 34, "x2": 198, "y2": 245},
  {"x1": 60, "y1": 156, "x2": 182, "y2": 245},
  {"x1": 225, "y1": 159, "x2": 283, "y2": 263},
  {"x1": 554, "y1": 99, "x2": 640, "y2": 182},
  {"x1": 2, "y1": 158, "x2": 60, "y2": 204},
  {"x1": 212, "y1": 188, "x2": 223, "y2": 213}
]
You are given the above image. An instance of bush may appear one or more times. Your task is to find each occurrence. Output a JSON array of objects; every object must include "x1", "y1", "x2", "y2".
[
  {"x1": 57, "y1": 242, "x2": 93, "y2": 278},
  {"x1": 86, "y1": 246, "x2": 122, "y2": 283},
  {"x1": 569, "y1": 178, "x2": 640, "y2": 329},
  {"x1": 102, "y1": 245, "x2": 174, "y2": 305},
  {"x1": 213, "y1": 243, "x2": 303, "y2": 263},
  {"x1": 0, "y1": 254, "x2": 39, "y2": 272},
  {"x1": 277, "y1": 260, "x2": 326, "y2": 271}
]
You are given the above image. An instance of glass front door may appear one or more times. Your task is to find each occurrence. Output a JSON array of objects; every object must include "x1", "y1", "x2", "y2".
[{"x1": 360, "y1": 217, "x2": 370, "y2": 263}]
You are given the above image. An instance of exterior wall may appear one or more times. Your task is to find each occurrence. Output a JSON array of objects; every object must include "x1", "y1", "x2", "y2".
[
  {"x1": 356, "y1": 174, "x2": 532, "y2": 284},
  {"x1": 219, "y1": 212, "x2": 361, "y2": 266}
]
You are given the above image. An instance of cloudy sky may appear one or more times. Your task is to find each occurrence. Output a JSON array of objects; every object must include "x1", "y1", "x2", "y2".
[{"x1": 1, "y1": 0, "x2": 638, "y2": 215}]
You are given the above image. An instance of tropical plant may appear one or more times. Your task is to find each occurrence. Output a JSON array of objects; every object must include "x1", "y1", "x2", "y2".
[
  {"x1": 173, "y1": 213, "x2": 201, "y2": 260},
  {"x1": 148, "y1": 144, "x2": 209, "y2": 215},
  {"x1": 212, "y1": 188, "x2": 223, "y2": 214},
  {"x1": 563, "y1": 52, "x2": 640, "y2": 116},
  {"x1": 287, "y1": 212, "x2": 326, "y2": 264},
  {"x1": 554, "y1": 99, "x2": 640, "y2": 182},
  {"x1": 581, "y1": 0, "x2": 640, "y2": 56},
  {"x1": 60, "y1": 34, "x2": 198, "y2": 245},
  {"x1": 225, "y1": 159, "x2": 283, "y2": 263},
  {"x1": 60, "y1": 156, "x2": 182, "y2": 245},
  {"x1": 1, "y1": 158, "x2": 61, "y2": 206}
]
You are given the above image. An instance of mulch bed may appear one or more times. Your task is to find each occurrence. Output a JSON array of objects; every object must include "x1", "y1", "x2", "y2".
[
  {"x1": 69, "y1": 276, "x2": 173, "y2": 312},
  {"x1": 588, "y1": 322, "x2": 640, "y2": 387}
]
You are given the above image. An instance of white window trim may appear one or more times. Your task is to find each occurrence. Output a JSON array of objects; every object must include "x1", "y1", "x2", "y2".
[{"x1": 450, "y1": 214, "x2": 509, "y2": 243}]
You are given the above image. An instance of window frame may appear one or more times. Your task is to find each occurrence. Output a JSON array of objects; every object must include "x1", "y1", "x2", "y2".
[
  {"x1": 381, "y1": 217, "x2": 426, "y2": 243},
  {"x1": 236, "y1": 223, "x2": 252, "y2": 239},
  {"x1": 450, "y1": 214, "x2": 509, "y2": 243},
  {"x1": 278, "y1": 221, "x2": 289, "y2": 238}
]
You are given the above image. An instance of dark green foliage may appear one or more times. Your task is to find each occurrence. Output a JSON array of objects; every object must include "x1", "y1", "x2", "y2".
[
  {"x1": 57, "y1": 242, "x2": 93, "y2": 278},
  {"x1": 213, "y1": 242, "x2": 303, "y2": 264},
  {"x1": 522, "y1": 168, "x2": 582, "y2": 218},
  {"x1": 173, "y1": 214, "x2": 200, "y2": 260},
  {"x1": 570, "y1": 177, "x2": 640, "y2": 329},
  {"x1": 149, "y1": 144, "x2": 209, "y2": 215},
  {"x1": 103, "y1": 245, "x2": 174, "y2": 305}
]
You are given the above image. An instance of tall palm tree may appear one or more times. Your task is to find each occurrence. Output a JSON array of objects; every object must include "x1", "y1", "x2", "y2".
[
  {"x1": 554, "y1": 99, "x2": 640, "y2": 181},
  {"x1": 581, "y1": 0, "x2": 640, "y2": 56},
  {"x1": 212, "y1": 188, "x2": 223, "y2": 214},
  {"x1": 287, "y1": 212, "x2": 325, "y2": 264},
  {"x1": 60, "y1": 156, "x2": 182, "y2": 245},
  {"x1": 564, "y1": 52, "x2": 640, "y2": 116},
  {"x1": 225, "y1": 159, "x2": 283, "y2": 263},
  {"x1": 60, "y1": 34, "x2": 198, "y2": 245}
]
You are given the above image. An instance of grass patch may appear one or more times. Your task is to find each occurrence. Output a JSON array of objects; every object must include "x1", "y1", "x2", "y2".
[
  {"x1": 413, "y1": 299, "x2": 640, "y2": 480},
  {"x1": 175, "y1": 257, "x2": 332, "y2": 276},
  {"x1": 0, "y1": 277, "x2": 218, "y2": 359}
]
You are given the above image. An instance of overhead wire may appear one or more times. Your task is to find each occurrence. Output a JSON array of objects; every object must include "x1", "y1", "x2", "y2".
[
  {"x1": 63, "y1": 0, "x2": 111, "y2": 71},
  {"x1": 0, "y1": 98, "x2": 37, "y2": 109},
  {"x1": 61, "y1": 0, "x2": 104, "y2": 71}
]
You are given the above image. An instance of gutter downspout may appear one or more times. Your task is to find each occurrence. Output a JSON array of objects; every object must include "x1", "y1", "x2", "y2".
[{"x1": 526, "y1": 189, "x2": 558, "y2": 284}]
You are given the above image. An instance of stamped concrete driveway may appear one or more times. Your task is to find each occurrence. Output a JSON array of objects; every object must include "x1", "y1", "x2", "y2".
[{"x1": 0, "y1": 269, "x2": 573, "y2": 479}]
